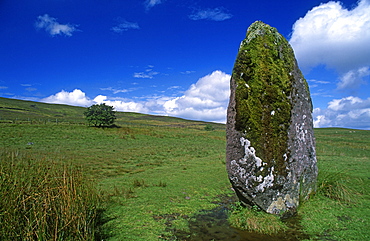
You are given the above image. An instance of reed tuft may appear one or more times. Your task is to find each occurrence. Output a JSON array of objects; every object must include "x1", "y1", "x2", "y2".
[{"x1": 0, "y1": 150, "x2": 104, "y2": 240}]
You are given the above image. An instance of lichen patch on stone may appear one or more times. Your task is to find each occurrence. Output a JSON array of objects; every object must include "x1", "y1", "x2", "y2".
[
  {"x1": 240, "y1": 137, "x2": 264, "y2": 168},
  {"x1": 256, "y1": 166, "x2": 274, "y2": 192},
  {"x1": 267, "y1": 194, "x2": 298, "y2": 215}
]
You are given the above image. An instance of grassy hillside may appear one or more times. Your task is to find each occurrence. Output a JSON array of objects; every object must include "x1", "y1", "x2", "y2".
[
  {"x1": 0, "y1": 97, "x2": 86, "y2": 123},
  {"x1": 0, "y1": 97, "x2": 219, "y2": 128},
  {"x1": 0, "y1": 97, "x2": 369, "y2": 240}
]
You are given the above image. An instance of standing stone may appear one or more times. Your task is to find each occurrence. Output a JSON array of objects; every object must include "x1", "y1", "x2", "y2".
[{"x1": 226, "y1": 21, "x2": 318, "y2": 217}]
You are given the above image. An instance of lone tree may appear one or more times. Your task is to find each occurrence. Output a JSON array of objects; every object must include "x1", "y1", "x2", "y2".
[{"x1": 84, "y1": 103, "x2": 116, "y2": 127}]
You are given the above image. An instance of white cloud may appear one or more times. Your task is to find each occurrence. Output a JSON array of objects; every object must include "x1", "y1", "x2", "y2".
[
  {"x1": 337, "y1": 66, "x2": 370, "y2": 90},
  {"x1": 41, "y1": 89, "x2": 93, "y2": 106},
  {"x1": 41, "y1": 71, "x2": 231, "y2": 123},
  {"x1": 111, "y1": 20, "x2": 140, "y2": 33},
  {"x1": 35, "y1": 14, "x2": 79, "y2": 37},
  {"x1": 41, "y1": 90, "x2": 147, "y2": 113},
  {"x1": 308, "y1": 79, "x2": 334, "y2": 97},
  {"x1": 189, "y1": 7, "x2": 233, "y2": 21},
  {"x1": 308, "y1": 79, "x2": 330, "y2": 85},
  {"x1": 93, "y1": 95, "x2": 148, "y2": 113},
  {"x1": 133, "y1": 72, "x2": 159, "y2": 79},
  {"x1": 133, "y1": 66, "x2": 159, "y2": 79},
  {"x1": 100, "y1": 87, "x2": 131, "y2": 94},
  {"x1": 162, "y1": 70, "x2": 231, "y2": 122},
  {"x1": 0, "y1": 86, "x2": 8, "y2": 89},
  {"x1": 144, "y1": 0, "x2": 163, "y2": 10},
  {"x1": 290, "y1": 0, "x2": 370, "y2": 74},
  {"x1": 290, "y1": 0, "x2": 370, "y2": 129},
  {"x1": 313, "y1": 96, "x2": 370, "y2": 129}
]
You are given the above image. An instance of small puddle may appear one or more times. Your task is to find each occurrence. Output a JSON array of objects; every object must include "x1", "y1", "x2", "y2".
[{"x1": 154, "y1": 195, "x2": 309, "y2": 240}]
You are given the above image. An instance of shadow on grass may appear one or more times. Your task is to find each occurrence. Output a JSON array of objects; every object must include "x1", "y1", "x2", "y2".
[{"x1": 94, "y1": 208, "x2": 115, "y2": 241}]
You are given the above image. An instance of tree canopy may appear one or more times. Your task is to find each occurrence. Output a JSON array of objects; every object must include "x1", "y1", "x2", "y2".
[{"x1": 84, "y1": 103, "x2": 116, "y2": 127}]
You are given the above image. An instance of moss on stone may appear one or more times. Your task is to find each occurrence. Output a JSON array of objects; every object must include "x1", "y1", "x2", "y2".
[{"x1": 232, "y1": 21, "x2": 298, "y2": 176}]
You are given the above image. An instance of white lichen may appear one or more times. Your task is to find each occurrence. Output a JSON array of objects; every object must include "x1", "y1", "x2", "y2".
[
  {"x1": 236, "y1": 137, "x2": 276, "y2": 192},
  {"x1": 283, "y1": 153, "x2": 288, "y2": 161},
  {"x1": 230, "y1": 160, "x2": 248, "y2": 185},
  {"x1": 240, "y1": 137, "x2": 263, "y2": 167},
  {"x1": 256, "y1": 166, "x2": 274, "y2": 192}
]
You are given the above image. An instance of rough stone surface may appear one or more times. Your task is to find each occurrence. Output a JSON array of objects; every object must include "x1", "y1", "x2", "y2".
[{"x1": 226, "y1": 21, "x2": 318, "y2": 217}]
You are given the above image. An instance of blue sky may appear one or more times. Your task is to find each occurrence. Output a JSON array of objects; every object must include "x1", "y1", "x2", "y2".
[{"x1": 1, "y1": 0, "x2": 369, "y2": 129}]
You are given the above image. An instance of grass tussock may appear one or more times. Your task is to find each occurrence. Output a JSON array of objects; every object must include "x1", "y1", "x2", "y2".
[
  {"x1": 132, "y1": 178, "x2": 148, "y2": 188},
  {"x1": 0, "y1": 150, "x2": 104, "y2": 241},
  {"x1": 228, "y1": 203, "x2": 288, "y2": 235},
  {"x1": 317, "y1": 169, "x2": 362, "y2": 204}
]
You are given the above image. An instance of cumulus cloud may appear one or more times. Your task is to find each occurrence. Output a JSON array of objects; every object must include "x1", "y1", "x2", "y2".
[
  {"x1": 41, "y1": 89, "x2": 147, "y2": 113},
  {"x1": 41, "y1": 71, "x2": 231, "y2": 123},
  {"x1": 111, "y1": 20, "x2": 140, "y2": 33},
  {"x1": 313, "y1": 96, "x2": 370, "y2": 129},
  {"x1": 290, "y1": 0, "x2": 370, "y2": 74},
  {"x1": 93, "y1": 95, "x2": 148, "y2": 113},
  {"x1": 41, "y1": 89, "x2": 93, "y2": 106},
  {"x1": 35, "y1": 14, "x2": 79, "y2": 37},
  {"x1": 290, "y1": 0, "x2": 370, "y2": 129},
  {"x1": 189, "y1": 7, "x2": 233, "y2": 21},
  {"x1": 162, "y1": 70, "x2": 231, "y2": 122}
]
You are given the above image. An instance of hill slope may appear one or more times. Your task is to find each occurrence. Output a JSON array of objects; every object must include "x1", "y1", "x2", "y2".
[
  {"x1": 0, "y1": 97, "x2": 86, "y2": 122},
  {"x1": 0, "y1": 97, "x2": 223, "y2": 128}
]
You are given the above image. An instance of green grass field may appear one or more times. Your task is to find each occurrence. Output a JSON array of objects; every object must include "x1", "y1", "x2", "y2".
[{"x1": 1, "y1": 97, "x2": 369, "y2": 240}]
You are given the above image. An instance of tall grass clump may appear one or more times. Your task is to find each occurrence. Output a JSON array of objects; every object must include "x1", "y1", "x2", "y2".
[
  {"x1": 0, "y1": 150, "x2": 104, "y2": 240},
  {"x1": 228, "y1": 203, "x2": 288, "y2": 235},
  {"x1": 317, "y1": 169, "x2": 362, "y2": 204}
]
